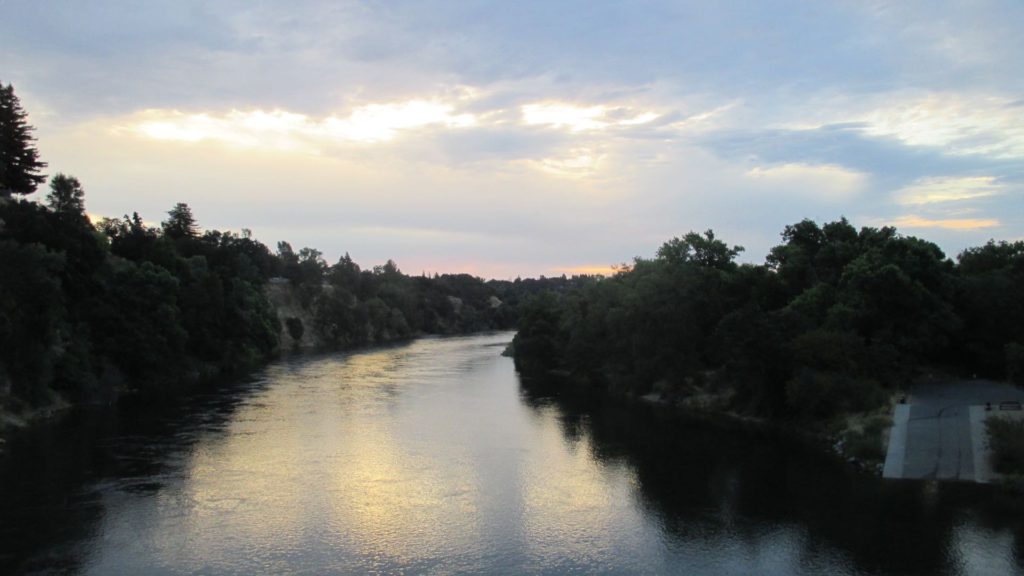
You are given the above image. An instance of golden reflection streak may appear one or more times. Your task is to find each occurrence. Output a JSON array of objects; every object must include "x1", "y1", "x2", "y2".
[
  {"x1": 327, "y1": 422, "x2": 480, "y2": 563},
  {"x1": 323, "y1": 347, "x2": 482, "y2": 562}
]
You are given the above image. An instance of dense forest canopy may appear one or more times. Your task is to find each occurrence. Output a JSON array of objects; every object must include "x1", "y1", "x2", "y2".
[{"x1": 514, "y1": 218, "x2": 1024, "y2": 422}]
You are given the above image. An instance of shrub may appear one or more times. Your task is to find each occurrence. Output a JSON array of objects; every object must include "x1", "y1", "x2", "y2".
[{"x1": 986, "y1": 416, "x2": 1024, "y2": 475}]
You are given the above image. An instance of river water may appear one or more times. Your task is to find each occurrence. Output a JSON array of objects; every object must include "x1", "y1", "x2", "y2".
[{"x1": 1, "y1": 332, "x2": 1022, "y2": 575}]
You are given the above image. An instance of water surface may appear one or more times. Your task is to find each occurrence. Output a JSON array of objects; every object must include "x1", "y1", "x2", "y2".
[{"x1": 1, "y1": 332, "x2": 1022, "y2": 574}]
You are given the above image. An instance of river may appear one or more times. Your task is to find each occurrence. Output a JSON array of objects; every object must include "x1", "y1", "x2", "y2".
[{"x1": 1, "y1": 332, "x2": 1022, "y2": 575}]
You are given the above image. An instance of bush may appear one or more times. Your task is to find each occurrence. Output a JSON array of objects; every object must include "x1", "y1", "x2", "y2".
[
  {"x1": 785, "y1": 369, "x2": 886, "y2": 420},
  {"x1": 1007, "y1": 342, "x2": 1024, "y2": 384},
  {"x1": 839, "y1": 414, "x2": 890, "y2": 463},
  {"x1": 986, "y1": 416, "x2": 1024, "y2": 475},
  {"x1": 285, "y1": 317, "x2": 304, "y2": 343}
]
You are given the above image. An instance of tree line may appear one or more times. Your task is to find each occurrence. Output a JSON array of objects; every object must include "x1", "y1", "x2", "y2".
[{"x1": 513, "y1": 221, "x2": 1024, "y2": 423}]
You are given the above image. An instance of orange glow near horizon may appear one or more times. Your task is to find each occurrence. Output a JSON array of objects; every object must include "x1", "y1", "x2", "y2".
[
  {"x1": 551, "y1": 265, "x2": 616, "y2": 277},
  {"x1": 888, "y1": 215, "x2": 1000, "y2": 230}
]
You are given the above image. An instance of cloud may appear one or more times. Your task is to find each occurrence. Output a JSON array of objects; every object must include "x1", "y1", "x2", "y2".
[
  {"x1": 894, "y1": 176, "x2": 1005, "y2": 205},
  {"x1": 744, "y1": 163, "x2": 867, "y2": 201},
  {"x1": 860, "y1": 93, "x2": 1024, "y2": 159},
  {"x1": 122, "y1": 101, "x2": 478, "y2": 151},
  {"x1": 523, "y1": 148, "x2": 606, "y2": 179},
  {"x1": 521, "y1": 102, "x2": 659, "y2": 132}
]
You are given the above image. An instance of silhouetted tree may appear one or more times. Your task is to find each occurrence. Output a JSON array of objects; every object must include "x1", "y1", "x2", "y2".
[
  {"x1": 0, "y1": 82, "x2": 47, "y2": 196},
  {"x1": 657, "y1": 229, "x2": 744, "y2": 270},
  {"x1": 162, "y1": 202, "x2": 198, "y2": 239},
  {"x1": 45, "y1": 173, "x2": 86, "y2": 215}
]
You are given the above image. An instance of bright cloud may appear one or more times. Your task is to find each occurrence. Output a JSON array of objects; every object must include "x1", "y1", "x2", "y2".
[
  {"x1": 322, "y1": 101, "x2": 476, "y2": 142},
  {"x1": 894, "y1": 176, "x2": 1005, "y2": 205},
  {"x1": 888, "y1": 215, "x2": 1000, "y2": 230},
  {"x1": 527, "y1": 148, "x2": 605, "y2": 179},
  {"x1": 861, "y1": 93, "x2": 1024, "y2": 159},
  {"x1": 522, "y1": 102, "x2": 659, "y2": 132},
  {"x1": 127, "y1": 100, "x2": 478, "y2": 150}
]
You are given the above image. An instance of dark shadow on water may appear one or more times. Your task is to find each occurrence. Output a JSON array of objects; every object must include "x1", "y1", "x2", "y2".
[{"x1": 518, "y1": 374, "x2": 1024, "y2": 576}]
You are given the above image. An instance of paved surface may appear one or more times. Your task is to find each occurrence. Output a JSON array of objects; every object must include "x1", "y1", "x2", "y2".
[
  {"x1": 883, "y1": 379, "x2": 1024, "y2": 482},
  {"x1": 882, "y1": 405, "x2": 910, "y2": 478}
]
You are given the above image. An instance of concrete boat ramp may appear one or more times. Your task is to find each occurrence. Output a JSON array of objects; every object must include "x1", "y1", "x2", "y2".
[{"x1": 883, "y1": 379, "x2": 1024, "y2": 483}]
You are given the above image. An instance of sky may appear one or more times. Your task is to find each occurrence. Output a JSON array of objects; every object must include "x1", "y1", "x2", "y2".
[{"x1": 2, "y1": 0, "x2": 1022, "y2": 279}]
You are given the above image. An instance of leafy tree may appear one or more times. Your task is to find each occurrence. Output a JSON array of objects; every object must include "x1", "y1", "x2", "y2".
[
  {"x1": 657, "y1": 229, "x2": 744, "y2": 270},
  {"x1": 954, "y1": 240, "x2": 1024, "y2": 376},
  {"x1": 46, "y1": 173, "x2": 86, "y2": 215},
  {"x1": 0, "y1": 82, "x2": 47, "y2": 196},
  {"x1": 512, "y1": 291, "x2": 567, "y2": 374},
  {"x1": 329, "y1": 252, "x2": 361, "y2": 290},
  {"x1": 298, "y1": 247, "x2": 327, "y2": 284},
  {"x1": 0, "y1": 240, "x2": 65, "y2": 405},
  {"x1": 276, "y1": 241, "x2": 301, "y2": 282}
]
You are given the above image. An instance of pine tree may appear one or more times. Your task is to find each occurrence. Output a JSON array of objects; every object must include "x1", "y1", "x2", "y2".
[
  {"x1": 162, "y1": 202, "x2": 199, "y2": 239},
  {"x1": 0, "y1": 82, "x2": 47, "y2": 197}
]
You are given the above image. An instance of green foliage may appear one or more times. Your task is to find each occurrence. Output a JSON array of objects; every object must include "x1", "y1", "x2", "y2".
[
  {"x1": 953, "y1": 241, "x2": 1024, "y2": 378},
  {"x1": 512, "y1": 292, "x2": 566, "y2": 374},
  {"x1": 94, "y1": 260, "x2": 188, "y2": 385},
  {"x1": 312, "y1": 287, "x2": 357, "y2": 345},
  {"x1": 838, "y1": 415, "x2": 890, "y2": 463},
  {"x1": 1007, "y1": 343, "x2": 1024, "y2": 385},
  {"x1": 161, "y1": 202, "x2": 199, "y2": 239},
  {"x1": 785, "y1": 370, "x2": 884, "y2": 421},
  {"x1": 657, "y1": 229, "x2": 744, "y2": 270},
  {"x1": 513, "y1": 218, "x2": 1010, "y2": 425},
  {"x1": 1, "y1": 189, "x2": 283, "y2": 407},
  {"x1": 986, "y1": 417, "x2": 1024, "y2": 475},
  {"x1": 0, "y1": 239, "x2": 65, "y2": 405},
  {"x1": 46, "y1": 173, "x2": 86, "y2": 215}
]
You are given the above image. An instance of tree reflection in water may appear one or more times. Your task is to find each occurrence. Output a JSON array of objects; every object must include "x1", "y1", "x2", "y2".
[{"x1": 517, "y1": 374, "x2": 1024, "y2": 576}]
